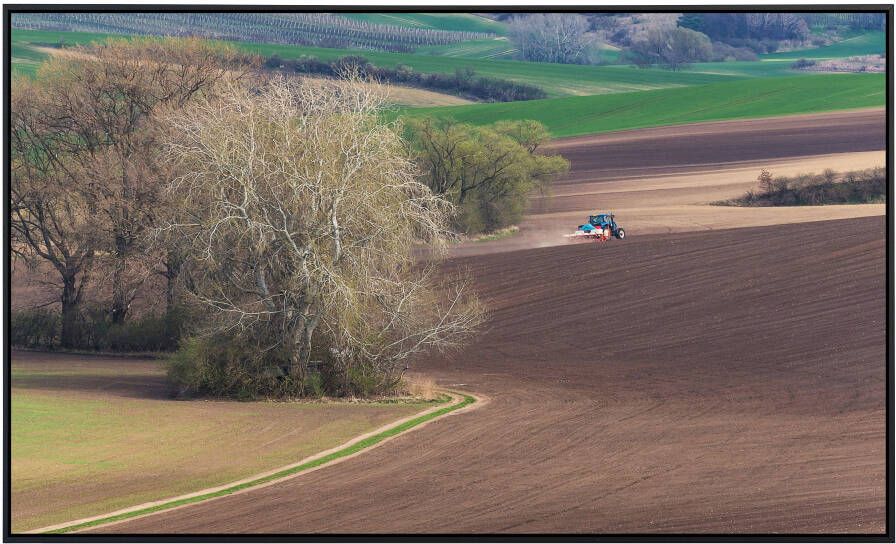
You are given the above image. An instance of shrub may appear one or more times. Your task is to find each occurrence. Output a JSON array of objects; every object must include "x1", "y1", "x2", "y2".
[
  {"x1": 9, "y1": 306, "x2": 193, "y2": 352},
  {"x1": 168, "y1": 333, "x2": 294, "y2": 399},
  {"x1": 167, "y1": 333, "x2": 405, "y2": 399},
  {"x1": 102, "y1": 307, "x2": 193, "y2": 352},
  {"x1": 10, "y1": 309, "x2": 60, "y2": 348},
  {"x1": 791, "y1": 58, "x2": 817, "y2": 69},
  {"x1": 719, "y1": 167, "x2": 885, "y2": 207},
  {"x1": 710, "y1": 41, "x2": 759, "y2": 61}
]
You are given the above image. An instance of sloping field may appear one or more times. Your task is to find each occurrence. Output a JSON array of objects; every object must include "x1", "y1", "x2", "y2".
[
  {"x1": 416, "y1": 38, "x2": 517, "y2": 59},
  {"x1": 233, "y1": 41, "x2": 740, "y2": 97},
  {"x1": 11, "y1": 29, "x2": 119, "y2": 76},
  {"x1": 403, "y1": 74, "x2": 885, "y2": 138},
  {"x1": 546, "y1": 109, "x2": 885, "y2": 183},
  {"x1": 338, "y1": 13, "x2": 506, "y2": 34},
  {"x1": 96, "y1": 216, "x2": 886, "y2": 534},
  {"x1": 763, "y1": 31, "x2": 886, "y2": 60},
  {"x1": 11, "y1": 28, "x2": 736, "y2": 96},
  {"x1": 456, "y1": 109, "x2": 885, "y2": 256},
  {"x1": 11, "y1": 352, "x2": 433, "y2": 532}
]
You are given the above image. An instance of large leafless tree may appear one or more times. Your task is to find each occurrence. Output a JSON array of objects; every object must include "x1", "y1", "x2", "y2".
[
  {"x1": 508, "y1": 13, "x2": 596, "y2": 65},
  {"x1": 162, "y1": 76, "x2": 483, "y2": 386}
]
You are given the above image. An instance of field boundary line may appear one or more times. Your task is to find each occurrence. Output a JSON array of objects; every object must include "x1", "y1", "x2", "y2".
[{"x1": 28, "y1": 389, "x2": 483, "y2": 535}]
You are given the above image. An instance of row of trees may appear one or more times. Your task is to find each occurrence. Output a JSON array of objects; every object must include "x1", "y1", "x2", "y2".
[
  {"x1": 12, "y1": 38, "x2": 570, "y2": 397},
  {"x1": 723, "y1": 168, "x2": 886, "y2": 207},
  {"x1": 801, "y1": 13, "x2": 885, "y2": 31},
  {"x1": 11, "y1": 39, "x2": 250, "y2": 345},
  {"x1": 265, "y1": 54, "x2": 547, "y2": 102},
  {"x1": 678, "y1": 13, "x2": 810, "y2": 45}
]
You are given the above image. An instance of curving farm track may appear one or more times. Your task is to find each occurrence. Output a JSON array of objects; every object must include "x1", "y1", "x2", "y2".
[{"x1": 94, "y1": 110, "x2": 887, "y2": 534}]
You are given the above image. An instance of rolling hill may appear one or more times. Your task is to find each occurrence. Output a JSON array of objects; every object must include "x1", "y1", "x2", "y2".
[{"x1": 398, "y1": 73, "x2": 885, "y2": 138}]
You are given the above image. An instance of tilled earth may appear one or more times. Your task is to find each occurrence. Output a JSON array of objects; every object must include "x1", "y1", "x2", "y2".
[
  {"x1": 82, "y1": 110, "x2": 888, "y2": 534},
  {"x1": 97, "y1": 218, "x2": 886, "y2": 534}
]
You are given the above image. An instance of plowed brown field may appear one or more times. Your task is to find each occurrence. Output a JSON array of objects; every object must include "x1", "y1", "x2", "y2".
[{"x1": 92, "y1": 110, "x2": 887, "y2": 535}]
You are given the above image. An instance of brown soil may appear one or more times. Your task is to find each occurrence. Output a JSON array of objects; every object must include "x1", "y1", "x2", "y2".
[
  {"x1": 92, "y1": 109, "x2": 886, "y2": 534},
  {"x1": 456, "y1": 109, "x2": 885, "y2": 257},
  {"x1": 543, "y1": 108, "x2": 884, "y2": 184},
  {"x1": 95, "y1": 217, "x2": 886, "y2": 534}
]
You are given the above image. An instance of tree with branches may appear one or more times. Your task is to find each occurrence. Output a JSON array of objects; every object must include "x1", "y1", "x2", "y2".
[
  {"x1": 161, "y1": 76, "x2": 483, "y2": 395},
  {"x1": 10, "y1": 37, "x2": 254, "y2": 340},
  {"x1": 404, "y1": 117, "x2": 569, "y2": 233},
  {"x1": 625, "y1": 26, "x2": 713, "y2": 70},
  {"x1": 508, "y1": 13, "x2": 597, "y2": 65}
]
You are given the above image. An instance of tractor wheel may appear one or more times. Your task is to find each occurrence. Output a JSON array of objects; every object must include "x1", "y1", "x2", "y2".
[{"x1": 615, "y1": 228, "x2": 626, "y2": 240}]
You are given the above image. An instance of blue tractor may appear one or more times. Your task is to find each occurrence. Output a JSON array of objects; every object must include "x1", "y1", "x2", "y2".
[{"x1": 568, "y1": 212, "x2": 626, "y2": 242}]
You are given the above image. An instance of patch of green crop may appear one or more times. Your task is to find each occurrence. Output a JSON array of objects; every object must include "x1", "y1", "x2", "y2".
[
  {"x1": 234, "y1": 40, "x2": 743, "y2": 97},
  {"x1": 398, "y1": 73, "x2": 885, "y2": 139},
  {"x1": 762, "y1": 31, "x2": 885, "y2": 59},
  {"x1": 416, "y1": 38, "x2": 517, "y2": 59},
  {"x1": 337, "y1": 13, "x2": 506, "y2": 35},
  {"x1": 12, "y1": 28, "x2": 812, "y2": 98},
  {"x1": 10, "y1": 28, "x2": 125, "y2": 77}
]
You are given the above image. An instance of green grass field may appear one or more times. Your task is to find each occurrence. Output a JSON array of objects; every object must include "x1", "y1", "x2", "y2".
[
  {"x1": 762, "y1": 31, "x2": 885, "y2": 60},
  {"x1": 13, "y1": 28, "x2": 876, "y2": 100},
  {"x1": 11, "y1": 29, "x2": 122, "y2": 76},
  {"x1": 11, "y1": 352, "x2": 433, "y2": 532},
  {"x1": 11, "y1": 28, "x2": 885, "y2": 139},
  {"x1": 337, "y1": 12, "x2": 506, "y2": 35},
  {"x1": 234, "y1": 41, "x2": 760, "y2": 97},
  {"x1": 398, "y1": 73, "x2": 885, "y2": 138},
  {"x1": 13, "y1": 29, "x2": 735, "y2": 96},
  {"x1": 416, "y1": 38, "x2": 518, "y2": 59}
]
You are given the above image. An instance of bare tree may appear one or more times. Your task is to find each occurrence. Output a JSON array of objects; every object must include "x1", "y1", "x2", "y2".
[
  {"x1": 625, "y1": 27, "x2": 713, "y2": 70},
  {"x1": 10, "y1": 77, "x2": 99, "y2": 346},
  {"x1": 508, "y1": 14, "x2": 597, "y2": 65},
  {"x1": 162, "y1": 76, "x2": 483, "y2": 389}
]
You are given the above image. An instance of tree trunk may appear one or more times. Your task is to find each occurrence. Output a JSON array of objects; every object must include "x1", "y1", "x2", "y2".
[
  {"x1": 110, "y1": 234, "x2": 129, "y2": 324},
  {"x1": 164, "y1": 259, "x2": 180, "y2": 314},
  {"x1": 290, "y1": 314, "x2": 320, "y2": 385},
  {"x1": 59, "y1": 275, "x2": 81, "y2": 348},
  {"x1": 165, "y1": 275, "x2": 176, "y2": 315}
]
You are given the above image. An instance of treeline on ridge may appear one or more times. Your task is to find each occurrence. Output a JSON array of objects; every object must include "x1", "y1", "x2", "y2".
[{"x1": 264, "y1": 54, "x2": 547, "y2": 102}]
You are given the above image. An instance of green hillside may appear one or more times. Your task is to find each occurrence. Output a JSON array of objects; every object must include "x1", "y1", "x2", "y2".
[
  {"x1": 337, "y1": 13, "x2": 506, "y2": 35},
  {"x1": 235, "y1": 41, "x2": 750, "y2": 97},
  {"x1": 11, "y1": 29, "x2": 121, "y2": 77},
  {"x1": 13, "y1": 29, "x2": 738, "y2": 96},
  {"x1": 9, "y1": 29, "x2": 825, "y2": 98},
  {"x1": 762, "y1": 31, "x2": 885, "y2": 59},
  {"x1": 398, "y1": 73, "x2": 885, "y2": 138},
  {"x1": 416, "y1": 38, "x2": 517, "y2": 59}
]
